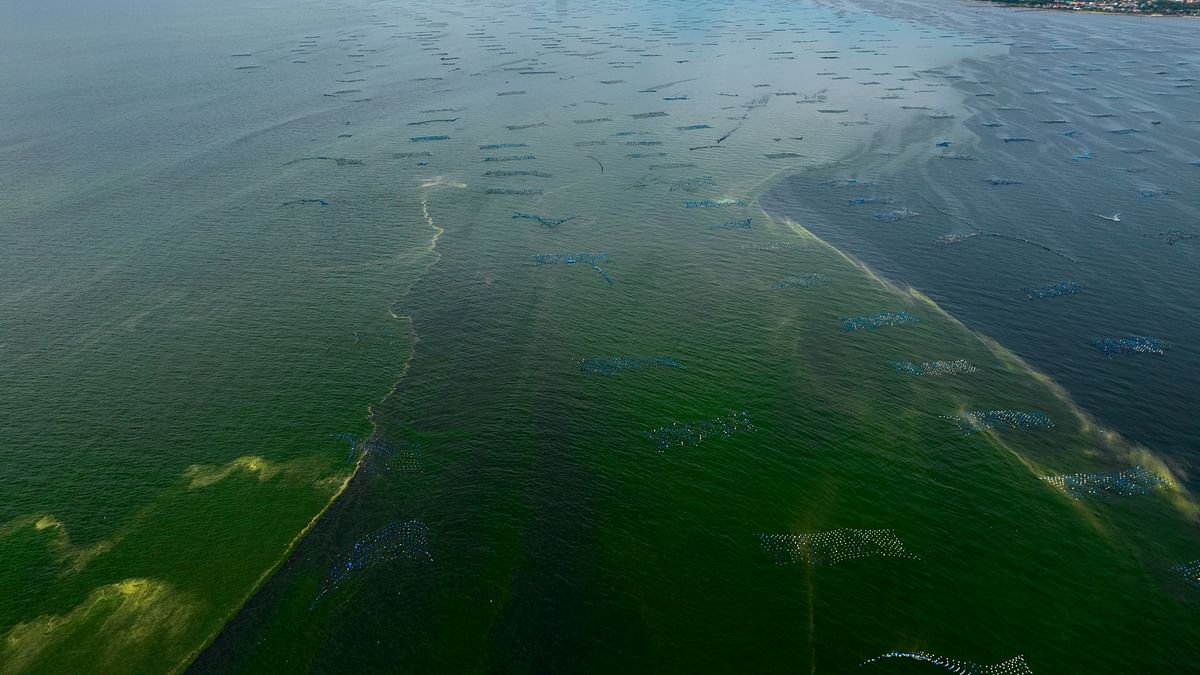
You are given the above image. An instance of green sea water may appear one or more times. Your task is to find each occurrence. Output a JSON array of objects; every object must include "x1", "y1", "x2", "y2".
[{"x1": 2, "y1": 0, "x2": 1198, "y2": 673}]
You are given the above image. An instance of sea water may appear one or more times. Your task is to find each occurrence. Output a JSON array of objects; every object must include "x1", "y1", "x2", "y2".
[{"x1": 2, "y1": 0, "x2": 1198, "y2": 673}]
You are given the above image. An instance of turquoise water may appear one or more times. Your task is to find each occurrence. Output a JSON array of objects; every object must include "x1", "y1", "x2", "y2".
[{"x1": 2, "y1": 0, "x2": 1198, "y2": 673}]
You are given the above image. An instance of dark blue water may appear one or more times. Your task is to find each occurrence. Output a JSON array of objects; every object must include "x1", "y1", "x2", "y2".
[{"x1": 765, "y1": 6, "x2": 1200, "y2": 478}]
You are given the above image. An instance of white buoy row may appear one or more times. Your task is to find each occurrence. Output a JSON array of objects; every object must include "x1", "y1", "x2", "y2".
[
  {"x1": 1041, "y1": 465, "x2": 1170, "y2": 500},
  {"x1": 843, "y1": 311, "x2": 919, "y2": 332},
  {"x1": 1170, "y1": 560, "x2": 1200, "y2": 588},
  {"x1": 892, "y1": 359, "x2": 978, "y2": 376},
  {"x1": 757, "y1": 529, "x2": 920, "y2": 567},
  {"x1": 310, "y1": 520, "x2": 432, "y2": 609},
  {"x1": 644, "y1": 411, "x2": 755, "y2": 450},
  {"x1": 945, "y1": 410, "x2": 1053, "y2": 434}
]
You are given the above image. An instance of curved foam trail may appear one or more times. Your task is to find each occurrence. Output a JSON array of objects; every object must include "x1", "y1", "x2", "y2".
[
  {"x1": 912, "y1": 192, "x2": 1079, "y2": 263},
  {"x1": 977, "y1": 232, "x2": 1080, "y2": 265},
  {"x1": 418, "y1": 193, "x2": 446, "y2": 257},
  {"x1": 861, "y1": 651, "x2": 1034, "y2": 674},
  {"x1": 419, "y1": 176, "x2": 467, "y2": 189}
]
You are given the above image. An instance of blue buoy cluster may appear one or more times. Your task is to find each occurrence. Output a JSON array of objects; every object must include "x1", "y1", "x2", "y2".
[
  {"x1": 1091, "y1": 335, "x2": 1168, "y2": 357},
  {"x1": 513, "y1": 212, "x2": 576, "y2": 226},
  {"x1": 592, "y1": 262, "x2": 616, "y2": 286},
  {"x1": 773, "y1": 274, "x2": 831, "y2": 289},
  {"x1": 484, "y1": 169, "x2": 552, "y2": 178},
  {"x1": 1171, "y1": 559, "x2": 1200, "y2": 588},
  {"x1": 1041, "y1": 465, "x2": 1170, "y2": 500},
  {"x1": 740, "y1": 241, "x2": 805, "y2": 252},
  {"x1": 486, "y1": 187, "x2": 543, "y2": 195},
  {"x1": 361, "y1": 440, "x2": 422, "y2": 475},
  {"x1": 891, "y1": 359, "x2": 978, "y2": 376},
  {"x1": 872, "y1": 209, "x2": 919, "y2": 222},
  {"x1": 478, "y1": 143, "x2": 528, "y2": 150},
  {"x1": 533, "y1": 252, "x2": 608, "y2": 265},
  {"x1": 534, "y1": 252, "x2": 614, "y2": 284},
  {"x1": 483, "y1": 155, "x2": 536, "y2": 162},
  {"x1": 934, "y1": 232, "x2": 977, "y2": 246},
  {"x1": 1138, "y1": 188, "x2": 1175, "y2": 198},
  {"x1": 843, "y1": 311, "x2": 919, "y2": 332},
  {"x1": 669, "y1": 176, "x2": 715, "y2": 192},
  {"x1": 847, "y1": 197, "x2": 893, "y2": 205},
  {"x1": 332, "y1": 432, "x2": 358, "y2": 463},
  {"x1": 1151, "y1": 230, "x2": 1196, "y2": 245},
  {"x1": 644, "y1": 411, "x2": 754, "y2": 450},
  {"x1": 284, "y1": 156, "x2": 363, "y2": 167},
  {"x1": 757, "y1": 528, "x2": 919, "y2": 567},
  {"x1": 410, "y1": 135, "x2": 450, "y2": 142},
  {"x1": 821, "y1": 178, "x2": 877, "y2": 188},
  {"x1": 714, "y1": 218, "x2": 753, "y2": 230},
  {"x1": 947, "y1": 410, "x2": 1054, "y2": 434},
  {"x1": 986, "y1": 178, "x2": 1022, "y2": 186},
  {"x1": 362, "y1": 439, "x2": 393, "y2": 470},
  {"x1": 385, "y1": 442, "x2": 423, "y2": 474},
  {"x1": 685, "y1": 198, "x2": 745, "y2": 208},
  {"x1": 860, "y1": 652, "x2": 1033, "y2": 675},
  {"x1": 1021, "y1": 281, "x2": 1080, "y2": 300},
  {"x1": 580, "y1": 356, "x2": 685, "y2": 375},
  {"x1": 310, "y1": 520, "x2": 432, "y2": 609}
]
